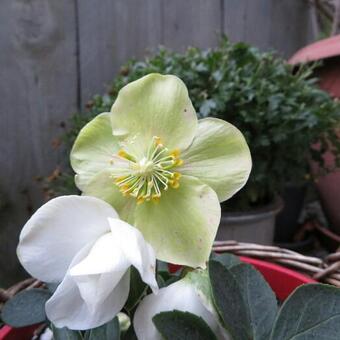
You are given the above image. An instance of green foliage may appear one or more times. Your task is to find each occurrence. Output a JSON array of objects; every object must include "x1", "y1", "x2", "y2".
[
  {"x1": 46, "y1": 37, "x2": 340, "y2": 209},
  {"x1": 125, "y1": 267, "x2": 148, "y2": 313},
  {"x1": 270, "y1": 284, "x2": 340, "y2": 339},
  {"x1": 153, "y1": 310, "x2": 217, "y2": 340},
  {"x1": 1, "y1": 288, "x2": 51, "y2": 327},
  {"x1": 207, "y1": 255, "x2": 340, "y2": 340},
  {"x1": 210, "y1": 252, "x2": 241, "y2": 268},
  {"x1": 51, "y1": 325, "x2": 83, "y2": 340},
  {"x1": 209, "y1": 260, "x2": 277, "y2": 339},
  {"x1": 84, "y1": 317, "x2": 120, "y2": 340},
  {"x1": 4, "y1": 255, "x2": 340, "y2": 339}
]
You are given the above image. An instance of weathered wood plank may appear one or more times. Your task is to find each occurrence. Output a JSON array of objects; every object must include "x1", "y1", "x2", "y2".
[
  {"x1": 78, "y1": 0, "x2": 162, "y2": 106},
  {"x1": 224, "y1": 0, "x2": 315, "y2": 57},
  {"x1": 223, "y1": 0, "x2": 248, "y2": 42},
  {"x1": 224, "y1": 0, "x2": 272, "y2": 50},
  {"x1": 162, "y1": 0, "x2": 222, "y2": 51},
  {"x1": 243, "y1": 0, "x2": 272, "y2": 51},
  {"x1": 270, "y1": 0, "x2": 315, "y2": 57},
  {"x1": 0, "y1": 0, "x2": 78, "y2": 286}
]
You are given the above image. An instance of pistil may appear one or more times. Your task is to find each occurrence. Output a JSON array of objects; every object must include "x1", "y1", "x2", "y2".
[{"x1": 112, "y1": 136, "x2": 183, "y2": 204}]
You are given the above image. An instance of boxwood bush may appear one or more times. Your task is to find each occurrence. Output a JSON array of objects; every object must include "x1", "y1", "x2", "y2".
[{"x1": 44, "y1": 38, "x2": 340, "y2": 211}]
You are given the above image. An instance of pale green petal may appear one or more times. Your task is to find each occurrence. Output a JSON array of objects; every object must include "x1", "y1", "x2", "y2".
[
  {"x1": 83, "y1": 169, "x2": 136, "y2": 224},
  {"x1": 184, "y1": 269, "x2": 216, "y2": 316},
  {"x1": 133, "y1": 175, "x2": 220, "y2": 268},
  {"x1": 70, "y1": 112, "x2": 120, "y2": 191},
  {"x1": 110, "y1": 74, "x2": 197, "y2": 157},
  {"x1": 179, "y1": 118, "x2": 252, "y2": 202}
]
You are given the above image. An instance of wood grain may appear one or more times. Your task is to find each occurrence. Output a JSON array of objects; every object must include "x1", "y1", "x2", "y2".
[
  {"x1": 0, "y1": 0, "x2": 78, "y2": 286},
  {"x1": 163, "y1": 0, "x2": 222, "y2": 51},
  {"x1": 78, "y1": 0, "x2": 162, "y2": 107},
  {"x1": 223, "y1": 0, "x2": 315, "y2": 57}
]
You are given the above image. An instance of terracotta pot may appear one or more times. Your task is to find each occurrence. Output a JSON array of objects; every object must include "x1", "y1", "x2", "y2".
[
  {"x1": 311, "y1": 147, "x2": 340, "y2": 236},
  {"x1": 289, "y1": 35, "x2": 340, "y2": 235}
]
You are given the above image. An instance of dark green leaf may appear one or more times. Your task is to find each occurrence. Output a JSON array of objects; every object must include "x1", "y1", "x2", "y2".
[
  {"x1": 125, "y1": 267, "x2": 148, "y2": 312},
  {"x1": 84, "y1": 317, "x2": 120, "y2": 340},
  {"x1": 270, "y1": 284, "x2": 340, "y2": 340},
  {"x1": 122, "y1": 325, "x2": 138, "y2": 340},
  {"x1": 210, "y1": 252, "x2": 241, "y2": 269},
  {"x1": 153, "y1": 310, "x2": 217, "y2": 340},
  {"x1": 46, "y1": 282, "x2": 59, "y2": 293},
  {"x1": 209, "y1": 260, "x2": 251, "y2": 339},
  {"x1": 51, "y1": 324, "x2": 83, "y2": 340},
  {"x1": 1, "y1": 288, "x2": 51, "y2": 327},
  {"x1": 162, "y1": 275, "x2": 180, "y2": 287},
  {"x1": 231, "y1": 263, "x2": 278, "y2": 339},
  {"x1": 209, "y1": 260, "x2": 277, "y2": 340},
  {"x1": 156, "y1": 274, "x2": 166, "y2": 288}
]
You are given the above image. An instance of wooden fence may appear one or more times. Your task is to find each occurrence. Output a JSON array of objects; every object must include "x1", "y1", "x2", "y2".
[{"x1": 0, "y1": 0, "x2": 315, "y2": 285}]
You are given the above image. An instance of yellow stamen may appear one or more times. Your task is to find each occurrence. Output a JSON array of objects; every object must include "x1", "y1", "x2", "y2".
[
  {"x1": 172, "y1": 172, "x2": 181, "y2": 180},
  {"x1": 137, "y1": 196, "x2": 145, "y2": 205},
  {"x1": 170, "y1": 149, "x2": 180, "y2": 158},
  {"x1": 174, "y1": 159, "x2": 184, "y2": 167},
  {"x1": 118, "y1": 150, "x2": 128, "y2": 158},
  {"x1": 154, "y1": 136, "x2": 163, "y2": 146},
  {"x1": 118, "y1": 150, "x2": 135, "y2": 162},
  {"x1": 120, "y1": 184, "x2": 130, "y2": 192},
  {"x1": 115, "y1": 175, "x2": 128, "y2": 183},
  {"x1": 113, "y1": 137, "x2": 183, "y2": 202},
  {"x1": 170, "y1": 180, "x2": 180, "y2": 189},
  {"x1": 152, "y1": 195, "x2": 160, "y2": 203}
]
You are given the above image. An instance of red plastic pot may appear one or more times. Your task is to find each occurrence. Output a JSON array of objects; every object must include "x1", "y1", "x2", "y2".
[
  {"x1": 0, "y1": 324, "x2": 37, "y2": 340},
  {"x1": 239, "y1": 257, "x2": 315, "y2": 301},
  {"x1": 0, "y1": 257, "x2": 315, "y2": 340}
]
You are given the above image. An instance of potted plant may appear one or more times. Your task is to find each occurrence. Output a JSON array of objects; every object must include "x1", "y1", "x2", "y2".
[
  {"x1": 2, "y1": 74, "x2": 340, "y2": 339},
  {"x1": 43, "y1": 38, "x2": 340, "y2": 245}
]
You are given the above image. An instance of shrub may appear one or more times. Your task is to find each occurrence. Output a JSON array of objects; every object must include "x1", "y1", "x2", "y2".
[{"x1": 44, "y1": 38, "x2": 340, "y2": 211}]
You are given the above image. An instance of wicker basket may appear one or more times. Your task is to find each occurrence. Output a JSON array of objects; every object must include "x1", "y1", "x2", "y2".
[{"x1": 213, "y1": 240, "x2": 340, "y2": 287}]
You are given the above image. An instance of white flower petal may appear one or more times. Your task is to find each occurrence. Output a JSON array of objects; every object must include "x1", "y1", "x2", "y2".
[
  {"x1": 46, "y1": 244, "x2": 130, "y2": 330},
  {"x1": 70, "y1": 233, "x2": 130, "y2": 276},
  {"x1": 17, "y1": 196, "x2": 118, "y2": 282},
  {"x1": 69, "y1": 232, "x2": 130, "y2": 311},
  {"x1": 134, "y1": 279, "x2": 225, "y2": 340},
  {"x1": 108, "y1": 218, "x2": 158, "y2": 293}
]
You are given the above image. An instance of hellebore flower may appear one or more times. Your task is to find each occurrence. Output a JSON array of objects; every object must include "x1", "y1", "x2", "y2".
[
  {"x1": 134, "y1": 270, "x2": 229, "y2": 340},
  {"x1": 17, "y1": 195, "x2": 158, "y2": 330},
  {"x1": 71, "y1": 73, "x2": 251, "y2": 268}
]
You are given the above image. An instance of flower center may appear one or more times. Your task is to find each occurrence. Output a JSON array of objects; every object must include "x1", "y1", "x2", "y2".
[{"x1": 112, "y1": 136, "x2": 183, "y2": 204}]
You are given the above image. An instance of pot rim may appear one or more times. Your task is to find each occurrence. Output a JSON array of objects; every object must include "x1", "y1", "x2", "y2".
[{"x1": 221, "y1": 196, "x2": 283, "y2": 221}]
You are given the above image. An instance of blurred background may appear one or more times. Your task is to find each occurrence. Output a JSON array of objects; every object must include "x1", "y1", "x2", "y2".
[{"x1": 1, "y1": 0, "x2": 340, "y2": 286}]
